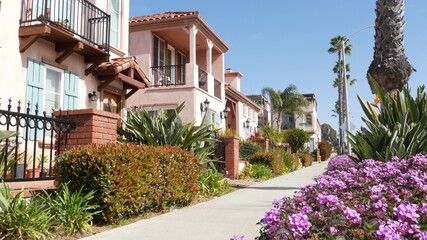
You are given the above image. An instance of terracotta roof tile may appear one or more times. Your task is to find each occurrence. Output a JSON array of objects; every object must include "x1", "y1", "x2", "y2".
[{"x1": 129, "y1": 11, "x2": 198, "y2": 24}]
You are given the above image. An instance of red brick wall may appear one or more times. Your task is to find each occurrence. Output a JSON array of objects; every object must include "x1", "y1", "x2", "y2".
[
  {"x1": 55, "y1": 109, "x2": 119, "y2": 149},
  {"x1": 223, "y1": 136, "x2": 240, "y2": 179}
]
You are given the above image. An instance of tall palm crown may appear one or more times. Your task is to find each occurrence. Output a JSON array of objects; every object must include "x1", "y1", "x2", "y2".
[
  {"x1": 367, "y1": 0, "x2": 413, "y2": 95},
  {"x1": 262, "y1": 85, "x2": 307, "y2": 130}
]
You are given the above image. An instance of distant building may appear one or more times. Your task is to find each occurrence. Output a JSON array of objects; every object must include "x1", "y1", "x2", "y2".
[
  {"x1": 246, "y1": 95, "x2": 272, "y2": 128},
  {"x1": 283, "y1": 94, "x2": 321, "y2": 152}
]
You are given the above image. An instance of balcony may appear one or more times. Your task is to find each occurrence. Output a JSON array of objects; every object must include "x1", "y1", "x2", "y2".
[
  {"x1": 150, "y1": 65, "x2": 185, "y2": 87},
  {"x1": 19, "y1": 0, "x2": 110, "y2": 74}
]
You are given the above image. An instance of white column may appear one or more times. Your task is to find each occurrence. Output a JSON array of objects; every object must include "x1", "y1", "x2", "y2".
[
  {"x1": 206, "y1": 39, "x2": 213, "y2": 74},
  {"x1": 189, "y1": 25, "x2": 198, "y2": 64}
]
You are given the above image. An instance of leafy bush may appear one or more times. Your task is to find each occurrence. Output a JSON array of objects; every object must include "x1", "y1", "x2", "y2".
[
  {"x1": 198, "y1": 168, "x2": 231, "y2": 196},
  {"x1": 283, "y1": 129, "x2": 309, "y2": 153},
  {"x1": 54, "y1": 143, "x2": 201, "y2": 223},
  {"x1": 348, "y1": 82, "x2": 427, "y2": 161},
  {"x1": 251, "y1": 164, "x2": 273, "y2": 180},
  {"x1": 258, "y1": 154, "x2": 427, "y2": 239},
  {"x1": 261, "y1": 124, "x2": 286, "y2": 144},
  {"x1": 0, "y1": 183, "x2": 52, "y2": 239},
  {"x1": 296, "y1": 153, "x2": 313, "y2": 167},
  {"x1": 247, "y1": 152, "x2": 284, "y2": 175},
  {"x1": 119, "y1": 103, "x2": 217, "y2": 164},
  {"x1": 239, "y1": 140, "x2": 263, "y2": 160},
  {"x1": 318, "y1": 141, "x2": 332, "y2": 161},
  {"x1": 41, "y1": 183, "x2": 100, "y2": 235}
]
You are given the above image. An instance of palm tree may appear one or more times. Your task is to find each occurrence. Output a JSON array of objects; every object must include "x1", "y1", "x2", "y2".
[
  {"x1": 262, "y1": 84, "x2": 307, "y2": 130},
  {"x1": 328, "y1": 35, "x2": 352, "y2": 153},
  {"x1": 367, "y1": 0, "x2": 413, "y2": 95}
]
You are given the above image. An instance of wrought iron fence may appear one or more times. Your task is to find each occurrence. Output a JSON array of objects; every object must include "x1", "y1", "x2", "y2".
[
  {"x1": 214, "y1": 139, "x2": 226, "y2": 173},
  {"x1": 0, "y1": 99, "x2": 76, "y2": 182},
  {"x1": 151, "y1": 65, "x2": 186, "y2": 87},
  {"x1": 20, "y1": 0, "x2": 110, "y2": 53}
]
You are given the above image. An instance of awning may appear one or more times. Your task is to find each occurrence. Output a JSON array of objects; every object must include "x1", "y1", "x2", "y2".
[{"x1": 93, "y1": 57, "x2": 150, "y2": 99}]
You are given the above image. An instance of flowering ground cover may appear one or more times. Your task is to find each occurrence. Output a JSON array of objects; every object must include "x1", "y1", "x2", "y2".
[{"x1": 256, "y1": 154, "x2": 427, "y2": 239}]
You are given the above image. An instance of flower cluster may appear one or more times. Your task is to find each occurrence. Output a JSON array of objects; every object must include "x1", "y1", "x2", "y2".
[{"x1": 258, "y1": 154, "x2": 427, "y2": 239}]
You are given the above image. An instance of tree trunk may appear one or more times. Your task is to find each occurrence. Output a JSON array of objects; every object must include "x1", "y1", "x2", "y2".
[{"x1": 367, "y1": 0, "x2": 413, "y2": 95}]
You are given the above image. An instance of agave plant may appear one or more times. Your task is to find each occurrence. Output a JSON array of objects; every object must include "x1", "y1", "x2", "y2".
[
  {"x1": 119, "y1": 103, "x2": 218, "y2": 164},
  {"x1": 0, "y1": 130, "x2": 19, "y2": 178},
  {"x1": 348, "y1": 79, "x2": 427, "y2": 161}
]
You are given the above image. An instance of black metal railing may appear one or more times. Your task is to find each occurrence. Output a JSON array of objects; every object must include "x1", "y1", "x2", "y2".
[
  {"x1": 151, "y1": 65, "x2": 186, "y2": 87},
  {"x1": 198, "y1": 68, "x2": 208, "y2": 92},
  {"x1": 20, "y1": 0, "x2": 110, "y2": 53},
  {"x1": 214, "y1": 139, "x2": 226, "y2": 173},
  {"x1": 0, "y1": 99, "x2": 76, "y2": 182}
]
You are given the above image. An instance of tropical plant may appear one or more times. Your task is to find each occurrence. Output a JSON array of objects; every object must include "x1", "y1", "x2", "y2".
[
  {"x1": 262, "y1": 85, "x2": 307, "y2": 130},
  {"x1": 328, "y1": 35, "x2": 352, "y2": 153},
  {"x1": 348, "y1": 80, "x2": 427, "y2": 161},
  {"x1": 261, "y1": 123, "x2": 285, "y2": 144},
  {"x1": 198, "y1": 168, "x2": 231, "y2": 196},
  {"x1": 119, "y1": 103, "x2": 217, "y2": 164},
  {"x1": 42, "y1": 183, "x2": 100, "y2": 235},
  {"x1": 0, "y1": 130, "x2": 18, "y2": 178},
  {"x1": 367, "y1": 0, "x2": 413, "y2": 96},
  {"x1": 0, "y1": 183, "x2": 52, "y2": 239},
  {"x1": 283, "y1": 129, "x2": 309, "y2": 153}
]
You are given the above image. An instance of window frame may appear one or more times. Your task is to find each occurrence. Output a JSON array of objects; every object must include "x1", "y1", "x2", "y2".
[{"x1": 108, "y1": 0, "x2": 121, "y2": 49}]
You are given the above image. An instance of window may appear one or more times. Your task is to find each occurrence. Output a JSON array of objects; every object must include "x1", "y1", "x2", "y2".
[
  {"x1": 306, "y1": 113, "x2": 313, "y2": 126},
  {"x1": 26, "y1": 59, "x2": 79, "y2": 138},
  {"x1": 102, "y1": 91, "x2": 121, "y2": 114},
  {"x1": 109, "y1": 0, "x2": 120, "y2": 48}
]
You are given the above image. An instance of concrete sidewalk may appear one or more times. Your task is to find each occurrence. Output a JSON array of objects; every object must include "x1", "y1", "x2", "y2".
[{"x1": 82, "y1": 161, "x2": 328, "y2": 240}]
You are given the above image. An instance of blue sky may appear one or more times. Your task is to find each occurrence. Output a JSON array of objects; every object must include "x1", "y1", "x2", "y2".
[{"x1": 130, "y1": 1, "x2": 427, "y2": 133}]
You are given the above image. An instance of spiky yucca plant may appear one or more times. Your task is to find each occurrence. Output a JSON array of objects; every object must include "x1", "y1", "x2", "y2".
[
  {"x1": 367, "y1": 0, "x2": 413, "y2": 95},
  {"x1": 119, "y1": 103, "x2": 217, "y2": 164},
  {"x1": 348, "y1": 80, "x2": 427, "y2": 161}
]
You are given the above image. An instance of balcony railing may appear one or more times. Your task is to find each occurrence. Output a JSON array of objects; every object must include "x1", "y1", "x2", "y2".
[
  {"x1": 151, "y1": 65, "x2": 186, "y2": 87},
  {"x1": 20, "y1": 0, "x2": 110, "y2": 53},
  {"x1": 198, "y1": 68, "x2": 208, "y2": 92}
]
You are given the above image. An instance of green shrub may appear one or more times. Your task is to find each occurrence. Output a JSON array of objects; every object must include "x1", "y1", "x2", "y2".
[
  {"x1": 55, "y1": 144, "x2": 201, "y2": 223},
  {"x1": 292, "y1": 155, "x2": 303, "y2": 171},
  {"x1": 296, "y1": 153, "x2": 313, "y2": 167},
  {"x1": 251, "y1": 164, "x2": 273, "y2": 179},
  {"x1": 318, "y1": 141, "x2": 332, "y2": 161},
  {"x1": 0, "y1": 183, "x2": 52, "y2": 239},
  {"x1": 247, "y1": 152, "x2": 284, "y2": 175},
  {"x1": 283, "y1": 129, "x2": 309, "y2": 153},
  {"x1": 348, "y1": 81, "x2": 427, "y2": 161},
  {"x1": 198, "y1": 168, "x2": 231, "y2": 196},
  {"x1": 239, "y1": 140, "x2": 263, "y2": 160},
  {"x1": 41, "y1": 183, "x2": 100, "y2": 235}
]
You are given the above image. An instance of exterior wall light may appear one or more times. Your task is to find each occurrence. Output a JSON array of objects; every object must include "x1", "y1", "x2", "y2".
[
  {"x1": 220, "y1": 107, "x2": 229, "y2": 119},
  {"x1": 200, "y1": 98, "x2": 210, "y2": 112},
  {"x1": 88, "y1": 91, "x2": 98, "y2": 102}
]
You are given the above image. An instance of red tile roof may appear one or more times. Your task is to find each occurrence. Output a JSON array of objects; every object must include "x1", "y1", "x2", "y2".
[{"x1": 129, "y1": 11, "x2": 199, "y2": 24}]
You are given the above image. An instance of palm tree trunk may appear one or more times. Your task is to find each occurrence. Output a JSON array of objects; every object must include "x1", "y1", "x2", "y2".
[
  {"x1": 337, "y1": 52, "x2": 344, "y2": 153},
  {"x1": 367, "y1": 0, "x2": 413, "y2": 95}
]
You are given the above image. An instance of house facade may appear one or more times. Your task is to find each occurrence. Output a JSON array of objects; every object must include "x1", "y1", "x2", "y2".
[
  {"x1": 283, "y1": 93, "x2": 321, "y2": 152},
  {"x1": 246, "y1": 94, "x2": 272, "y2": 128},
  {"x1": 0, "y1": 0, "x2": 149, "y2": 117},
  {"x1": 127, "y1": 11, "x2": 229, "y2": 128},
  {"x1": 224, "y1": 69, "x2": 261, "y2": 140}
]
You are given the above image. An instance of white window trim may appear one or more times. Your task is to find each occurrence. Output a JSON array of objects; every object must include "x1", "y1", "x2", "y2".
[
  {"x1": 43, "y1": 65, "x2": 64, "y2": 114},
  {"x1": 108, "y1": 0, "x2": 121, "y2": 49}
]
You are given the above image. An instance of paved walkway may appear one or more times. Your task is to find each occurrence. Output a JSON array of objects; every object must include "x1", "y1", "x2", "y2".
[{"x1": 82, "y1": 161, "x2": 328, "y2": 240}]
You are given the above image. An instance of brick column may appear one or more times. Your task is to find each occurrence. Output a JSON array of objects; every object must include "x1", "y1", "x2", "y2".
[
  {"x1": 222, "y1": 136, "x2": 240, "y2": 179},
  {"x1": 55, "y1": 109, "x2": 119, "y2": 149},
  {"x1": 254, "y1": 137, "x2": 269, "y2": 152}
]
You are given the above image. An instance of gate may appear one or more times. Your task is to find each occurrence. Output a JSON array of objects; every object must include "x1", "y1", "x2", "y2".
[
  {"x1": 214, "y1": 139, "x2": 226, "y2": 173},
  {"x1": 0, "y1": 99, "x2": 76, "y2": 182}
]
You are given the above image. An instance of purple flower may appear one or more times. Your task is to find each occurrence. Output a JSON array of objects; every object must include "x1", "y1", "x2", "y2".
[
  {"x1": 394, "y1": 202, "x2": 419, "y2": 222},
  {"x1": 288, "y1": 213, "x2": 311, "y2": 237},
  {"x1": 375, "y1": 220, "x2": 402, "y2": 240},
  {"x1": 344, "y1": 207, "x2": 361, "y2": 224},
  {"x1": 230, "y1": 235, "x2": 244, "y2": 240}
]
